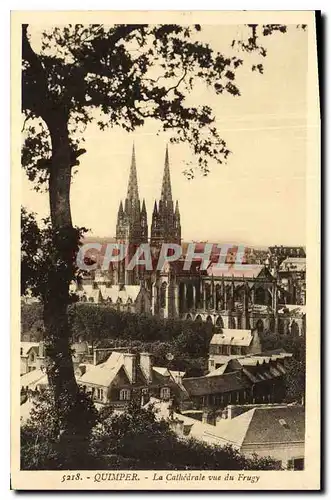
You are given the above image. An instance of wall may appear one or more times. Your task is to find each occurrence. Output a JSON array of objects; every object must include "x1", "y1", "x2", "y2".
[{"x1": 241, "y1": 442, "x2": 304, "y2": 469}]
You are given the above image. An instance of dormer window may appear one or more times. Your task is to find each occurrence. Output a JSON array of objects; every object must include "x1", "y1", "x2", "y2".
[
  {"x1": 120, "y1": 389, "x2": 131, "y2": 401},
  {"x1": 160, "y1": 387, "x2": 170, "y2": 400}
]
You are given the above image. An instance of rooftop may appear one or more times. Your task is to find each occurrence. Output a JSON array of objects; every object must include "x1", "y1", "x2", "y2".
[{"x1": 210, "y1": 329, "x2": 253, "y2": 347}]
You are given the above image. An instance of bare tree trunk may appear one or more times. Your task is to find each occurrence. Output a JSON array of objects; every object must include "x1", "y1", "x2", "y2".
[{"x1": 43, "y1": 112, "x2": 79, "y2": 424}]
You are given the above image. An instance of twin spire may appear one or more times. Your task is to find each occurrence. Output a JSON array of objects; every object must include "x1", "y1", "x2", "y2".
[
  {"x1": 116, "y1": 143, "x2": 181, "y2": 247},
  {"x1": 125, "y1": 142, "x2": 174, "y2": 207}
]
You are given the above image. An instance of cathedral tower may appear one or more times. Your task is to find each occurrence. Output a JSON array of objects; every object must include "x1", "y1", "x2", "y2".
[
  {"x1": 116, "y1": 145, "x2": 148, "y2": 284},
  {"x1": 151, "y1": 146, "x2": 181, "y2": 248}
]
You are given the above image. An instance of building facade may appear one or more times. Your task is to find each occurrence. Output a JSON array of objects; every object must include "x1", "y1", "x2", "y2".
[{"x1": 71, "y1": 145, "x2": 306, "y2": 336}]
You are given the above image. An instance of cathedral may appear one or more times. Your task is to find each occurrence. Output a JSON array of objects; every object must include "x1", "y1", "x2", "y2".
[
  {"x1": 74, "y1": 145, "x2": 306, "y2": 337},
  {"x1": 115, "y1": 144, "x2": 181, "y2": 285}
]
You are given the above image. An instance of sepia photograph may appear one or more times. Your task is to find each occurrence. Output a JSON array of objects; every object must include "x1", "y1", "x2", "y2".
[{"x1": 11, "y1": 10, "x2": 320, "y2": 490}]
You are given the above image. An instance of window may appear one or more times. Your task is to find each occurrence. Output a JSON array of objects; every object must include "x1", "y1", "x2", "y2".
[
  {"x1": 287, "y1": 458, "x2": 304, "y2": 471},
  {"x1": 160, "y1": 387, "x2": 170, "y2": 400},
  {"x1": 119, "y1": 389, "x2": 131, "y2": 401},
  {"x1": 95, "y1": 388, "x2": 103, "y2": 400},
  {"x1": 20, "y1": 348, "x2": 23, "y2": 356}
]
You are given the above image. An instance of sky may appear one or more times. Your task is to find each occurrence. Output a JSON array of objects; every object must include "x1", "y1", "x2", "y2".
[{"x1": 22, "y1": 24, "x2": 308, "y2": 246}]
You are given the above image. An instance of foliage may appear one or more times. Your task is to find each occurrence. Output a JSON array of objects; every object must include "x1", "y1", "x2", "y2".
[
  {"x1": 91, "y1": 400, "x2": 281, "y2": 470},
  {"x1": 21, "y1": 388, "x2": 99, "y2": 470},
  {"x1": 21, "y1": 207, "x2": 88, "y2": 303},
  {"x1": 21, "y1": 303, "x2": 211, "y2": 375},
  {"x1": 21, "y1": 24, "x2": 303, "y2": 184},
  {"x1": 260, "y1": 331, "x2": 306, "y2": 403},
  {"x1": 21, "y1": 393, "x2": 282, "y2": 471},
  {"x1": 21, "y1": 21, "x2": 306, "y2": 453},
  {"x1": 283, "y1": 357, "x2": 305, "y2": 404}
]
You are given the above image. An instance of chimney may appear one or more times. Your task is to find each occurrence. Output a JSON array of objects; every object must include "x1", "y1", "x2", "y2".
[
  {"x1": 38, "y1": 341, "x2": 45, "y2": 359},
  {"x1": 139, "y1": 352, "x2": 153, "y2": 383},
  {"x1": 123, "y1": 353, "x2": 137, "y2": 384}
]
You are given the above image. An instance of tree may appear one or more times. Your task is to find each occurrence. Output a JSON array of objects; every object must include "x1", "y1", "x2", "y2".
[
  {"x1": 90, "y1": 399, "x2": 281, "y2": 470},
  {"x1": 21, "y1": 23, "x2": 301, "y2": 433},
  {"x1": 21, "y1": 388, "x2": 99, "y2": 470}
]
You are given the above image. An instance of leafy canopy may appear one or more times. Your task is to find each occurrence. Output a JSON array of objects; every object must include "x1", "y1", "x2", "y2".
[{"x1": 22, "y1": 23, "x2": 300, "y2": 187}]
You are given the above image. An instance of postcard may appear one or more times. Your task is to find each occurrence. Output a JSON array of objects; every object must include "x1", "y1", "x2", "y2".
[{"x1": 11, "y1": 10, "x2": 320, "y2": 490}]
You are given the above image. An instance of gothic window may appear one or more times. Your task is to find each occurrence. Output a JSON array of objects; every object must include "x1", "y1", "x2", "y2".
[
  {"x1": 215, "y1": 316, "x2": 224, "y2": 328},
  {"x1": 228, "y1": 316, "x2": 236, "y2": 329},
  {"x1": 278, "y1": 319, "x2": 285, "y2": 335},
  {"x1": 160, "y1": 282, "x2": 167, "y2": 308},
  {"x1": 195, "y1": 315, "x2": 203, "y2": 322},
  {"x1": 186, "y1": 284, "x2": 194, "y2": 310},
  {"x1": 119, "y1": 389, "x2": 131, "y2": 401},
  {"x1": 256, "y1": 319, "x2": 264, "y2": 334},
  {"x1": 291, "y1": 321, "x2": 299, "y2": 337},
  {"x1": 255, "y1": 287, "x2": 265, "y2": 305},
  {"x1": 205, "y1": 283, "x2": 212, "y2": 308},
  {"x1": 206, "y1": 315, "x2": 213, "y2": 324}
]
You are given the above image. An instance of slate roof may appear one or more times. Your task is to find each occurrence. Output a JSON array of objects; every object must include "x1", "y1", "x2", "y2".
[
  {"x1": 100, "y1": 285, "x2": 141, "y2": 303},
  {"x1": 242, "y1": 405, "x2": 305, "y2": 446},
  {"x1": 182, "y1": 371, "x2": 251, "y2": 397},
  {"x1": 206, "y1": 264, "x2": 265, "y2": 279},
  {"x1": 20, "y1": 342, "x2": 39, "y2": 357},
  {"x1": 279, "y1": 257, "x2": 306, "y2": 273},
  {"x1": 78, "y1": 351, "x2": 124, "y2": 387},
  {"x1": 210, "y1": 329, "x2": 252, "y2": 347},
  {"x1": 20, "y1": 369, "x2": 45, "y2": 387}
]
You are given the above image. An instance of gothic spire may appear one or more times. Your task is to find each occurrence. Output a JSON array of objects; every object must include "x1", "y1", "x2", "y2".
[
  {"x1": 141, "y1": 198, "x2": 147, "y2": 214},
  {"x1": 161, "y1": 145, "x2": 173, "y2": 202},
  {"x1": 118, "y1": 200, "x2": 124, "y2": 216},
  {"x1": 126, "y1": 143, "x2": 139, "y2": 201}
]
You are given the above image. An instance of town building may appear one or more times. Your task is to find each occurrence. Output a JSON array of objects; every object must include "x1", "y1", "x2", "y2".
[
  {"x1": 182, "y1": 351, "x2": 292, "y2": 414},
  {"x1": 20, "y1": 342, "x2": 39, "y2": 375},
  {"x1": 69, "y1": 145, "x2": 306, "y2": 336},
  {"x1": 149, "y1": 399, "x2": 304, "y2": 470},
  {"x1": 208, "y1": 329, "x2": 262, "y2": 371},
  {"x1": 77, "y1": 351, "x2": 187, "y2": 407}
]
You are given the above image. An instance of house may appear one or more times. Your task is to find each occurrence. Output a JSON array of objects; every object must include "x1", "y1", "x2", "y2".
[
  {"x1": 211, "y1": 404, "x2": 305, "y2": 470},
  {"x1": 70, "y1": 278, "x2": 151, "y2": 314},
  {"x1": 77, "y1": 351, "x2": 187, "y2": 407},
  {"x1": 145, "y1": 398, "x2": 305, "y2": 470},
  {"x1": 20, "y1": 367, "x2": 48, "y2": 392},
  {"x1": 182, "y1": 352, "x2": 292, "y2": 413},
  {"x1": 20, "y1": 342, "x2": 39, "y2": 375},
  {"x1": 278, "y1": 257, "x2": 306, "y2": 305},
  {"x1": 208, "y1": 328, "x2": 261, "y2": 371}
]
